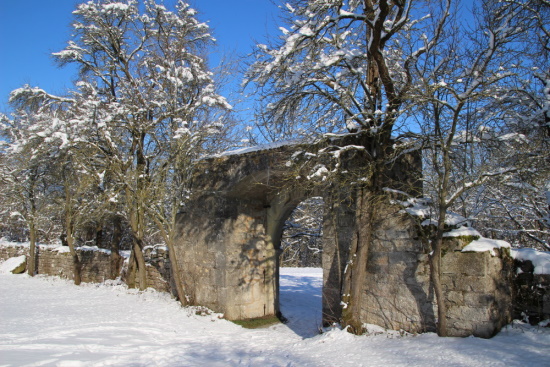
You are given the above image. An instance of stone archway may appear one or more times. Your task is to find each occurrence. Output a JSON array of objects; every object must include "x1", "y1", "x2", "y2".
[
  {"x1": 173, "y1": 134, "x2": 512, "y2": 338},
  {"x1": 173, "y1": 136, "x2": 364, "y2": 323}
]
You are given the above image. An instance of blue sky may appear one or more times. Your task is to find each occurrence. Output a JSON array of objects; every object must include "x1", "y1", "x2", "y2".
[{"x1": 0, "y1": 0, "x2": 281, "y2": 112}]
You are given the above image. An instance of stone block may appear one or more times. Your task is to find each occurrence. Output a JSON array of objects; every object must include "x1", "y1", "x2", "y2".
[
  {"x1": 443, "y1": 274, "x2": 493, "y2": 293},
  {"x1": 195, "y1": 284, "x2": 218, "y2": 306},
  {"x1": 442, "y1": 252, "x2": 488, "y2": 276},
  {"x1": 446, "y1": 291, "x2": 464, "y2": 305},
  {"x1": 370, "y1": 252, "x2": 389, "y2": 266},
  {"x1": 463, "y1": 292, "x2": 495, "y2": 307},
  {"x1": 388, "y1": 251, "x2": 417, "y2": 265},
  {"x1": 447, "y1": 305, "x2": 490, "y2": 325}
]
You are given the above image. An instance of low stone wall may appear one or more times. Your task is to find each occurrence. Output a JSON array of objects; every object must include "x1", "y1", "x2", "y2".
[
  {"x1": 514, "y1": 259, "x2": 550, "y2": 324},
  {"x1": 0, "y1": 243, "x2": 113, "y2": 282},
  {"x1": 38, "y1": 247, "x2": 113, "y2": 283},
  {"x1": 442, "y1": 248, "x2": 513, "y2": 338},
  {"x1": 143, "y1": 245, "x2": 172, "y2": 293},
  {"x1": 0, "y1": 242, "x2": 171, "y2": 293},
  {"x1": 0, "y1": 243, "x2": 27, "y2": 259}
]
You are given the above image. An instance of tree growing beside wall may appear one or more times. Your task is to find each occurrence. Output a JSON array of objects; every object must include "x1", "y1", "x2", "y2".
[
  {"x1": 409, "y1": 0, "x2": 540, "y2": 335},
  {"x1": 451, "y1": 0, "x2": 550, "y2": 251},
  {"x1": 413, "y1": 2, "x2": 549, "y2": 335},
  {"x1": 4, "y1": 86, "x2": 108, "y2": 284},
  {"x1": 51, "y1": 0, "x2": 232, "y2": 294},
  {"x1": 0, "y1": 106, "x2": 62, "y2": 277}
]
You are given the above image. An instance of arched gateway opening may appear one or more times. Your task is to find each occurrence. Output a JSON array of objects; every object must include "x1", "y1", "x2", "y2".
[{"x1": 277, "y1": 197, "x2": 325, "y2": 336}]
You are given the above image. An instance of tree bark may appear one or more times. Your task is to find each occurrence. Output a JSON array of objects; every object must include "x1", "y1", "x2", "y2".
[
  {"x1": 166, "y1": 238, "x2": 187, "y2": 305},
  {"x1": 431, "y1": 211, "x2": 448, "y2": 336},
  {"x1": 109, "y1": 216, "x2": 123, "y2": 280},
  {"x1": 132, "y1": 131, "x2": 148, "y2": 291},
  {"x1": 341, "y1": 187, "x2": 378, "y2": 334},
  {"x1": 126, "y1": 250, "x2": 136, "y2": 288},
  {"x1": 132, "y1": 236, "x2": 148, "y2": 291},
  {"x1": 66, "y1": 223, "x2": 82, "y2": 286},
  {"x1": 28, "y1": 221, "x2": 37, "y2": 277}
]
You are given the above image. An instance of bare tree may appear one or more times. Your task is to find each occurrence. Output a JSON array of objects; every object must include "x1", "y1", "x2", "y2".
[{"x1": 411, "y1": 0, "x2": 550, "y2": 335}]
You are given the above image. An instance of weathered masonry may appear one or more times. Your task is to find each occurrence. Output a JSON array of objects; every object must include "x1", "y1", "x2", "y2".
[{"x1": 173, "y1": 134, "x2": 513, "y2": 338}]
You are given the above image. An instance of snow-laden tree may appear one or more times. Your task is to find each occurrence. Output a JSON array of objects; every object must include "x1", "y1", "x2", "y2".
[
  {"x1": 246, "y1": 0, "x2": 452, "y2": 334},
  {"x1": 406, "y1": 0, "x2": 550, "y2": 335},
  {"x1": 0, "y1": 105, "x2": 64, "y2": 277},
  {"x1": 50, "y1": 0, "x2": 231, "y2": 299},
  {"x1": 4, "y1": 85, "x2": 106, "y2": 283},
  {"x1": 414, "y1": 0, "x2": 549, "y2": 252},
  {"x1": 461, "y1": 0, "x2": 550, "y2": 251},
  {"x1": 246, "y1": 0, "x2": 452, "y2": 147}
]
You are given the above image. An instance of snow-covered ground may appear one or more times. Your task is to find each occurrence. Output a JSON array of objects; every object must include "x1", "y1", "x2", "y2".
[{"x1": 0, "y1": 268, "x2": 549, "y2": 367}]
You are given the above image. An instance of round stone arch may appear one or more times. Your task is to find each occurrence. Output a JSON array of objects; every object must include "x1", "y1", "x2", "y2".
[{"x1": 265, "y1": 186, "x2": 325, "y2": 318}]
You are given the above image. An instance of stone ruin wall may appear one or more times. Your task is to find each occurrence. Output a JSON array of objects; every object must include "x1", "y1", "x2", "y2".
[
  {"x1": 0, "y1": 243, "x2": 171, "y2": 292},
  {"x1": 0, "y1": 244, "x2": 112, "y2": 283},
  {"x1": 174, "y1": 195, "x2": 276, "y2": 321},
  {"x1": 441, "y1": 243, "x2": 513, "y2": 337},
  {"x1": 359, "y1": 204, "x2": 435, "y2": 334},
  {"x1": 343, "y1": 200, "x2": 513, "y2": 338}
]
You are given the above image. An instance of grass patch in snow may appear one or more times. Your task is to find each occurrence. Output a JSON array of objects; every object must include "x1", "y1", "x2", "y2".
[{"x1": 231, "y1": 315, "x2": 281, "y2": 329}]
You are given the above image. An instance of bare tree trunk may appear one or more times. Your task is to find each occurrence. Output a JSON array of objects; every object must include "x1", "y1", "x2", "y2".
[
  {"x1": 71, "y1": 252, "x2": 82, "y2": 285},
  {"x1": 132, "y1": 237, "x2": 148, "y2": 291},
  {"x1": 341, "y1": 187, "x2": 377, "y2": 334},
  {"x1": 125, "y1": 197, "x2": 148, "y2": 289},
  {"x1": 28, "y1": 221, "x2": 37, "y2": 276},
  {"x1": 166, "y1": 238, "x2": 187, "y2": 305},
  {"x1": 66, "y1": 222, "x2": 82, "y2": 286},
  {"x1": 109, "y1": 216, "x2": 123, "y2": 280},
  {"x1": 431, "y1": 211, "x2": 448, "y2": 336},
  {"x1": 63, "y1": 188, "x2": 82, "y2": 286},
  {"x1": 132, "y1": 132, "x2": 148, "y2": 291},
  {"x1": 126, "y1": 250, "x2": 136, "y2": 288}
]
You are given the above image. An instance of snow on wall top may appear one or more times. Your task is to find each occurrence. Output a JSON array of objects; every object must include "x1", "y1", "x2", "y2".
[
  {"x1": 212, "y1": 139, "x2": 300, "y2": 158},
  {"x1": 209, "y1": 132, "x2": 357, "y2": 159},
  {"x1": 511, "y1": 248, "x2": 550, "y2": 275},
  {"x1": 443, "y1": 226, "x2": 481, "y2": 238},
  {"x1": 0, "y1": 239, "x2": 111, "y2": 255},
  {"x1": 461, "y1": 237, "x2": 511, "y2": 256}
]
